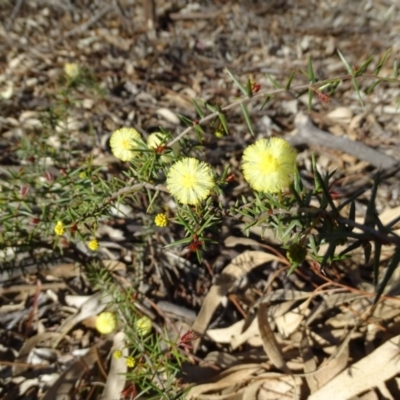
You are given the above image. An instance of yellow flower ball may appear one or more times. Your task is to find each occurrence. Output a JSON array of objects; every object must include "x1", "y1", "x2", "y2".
[
  {"x1": 166, "y1": 158, "x2": 214, "y2": 205},
  {"x1": 54, "y1": 221, "x2": 65, "y2": 236},
  {"x1": 113, "y1": 349, "x2": 122, "y2": 359},
  {"x1": 154, "y1": 213, "x2": 168, "y2": 227},
  {"x1": 135, "y1": 315, "x2": 152, "y2": 336},
  {"x1": 126, "y1": 356, "x2": 135, "y2": 368},
  {"x1": 242, "y1": 137, "x2": 297, "y2": 193},
  {"x1": 109, "y1": 128, "x2": 145, "y2": 162},
  {"x1": 96, "y1": 312, "x2": 117, "y2": 334},
  {"x1": 88, "y1": 239, "x2": 99, "y2": 251},
  {"x1": 214, "y1": 129, "x2": 224, "y2": 138}
]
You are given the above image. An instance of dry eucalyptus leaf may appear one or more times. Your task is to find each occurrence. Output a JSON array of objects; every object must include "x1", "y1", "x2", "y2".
[
  {"x1": 207, "y1": 319, "x2": 247, "y2": 345},
  {"x1": 231, "y1": 317, "x2": 259, "y2": 350},
  {"x1": 308, "y1": 334, "x2": 400, "y2": 400},
  {"x1": 245, "y1": 373, "x2": 301, "y2": 400},
  {"x1": 100, "y1": 332, "x2": 127, "y2": 400},
  {"x1": 41, "y1": 340, "x2": 112, "y2": 400},
  {"x1": 191, "y1": 251, "x2": 281, "y2": 351},
  {"x1": 312, "y1": 340, "x2": 349, "y2": 392},
  {"x1": 65, "y1": 295, "x2": 93, "y2": 309},
  {"x1": 224, "y1": 236, "x2": 264, "y2": 248},
  {"x1": 186, "y1": 365, "x2": 263, "y2": 400},
  {"x1": 300, "y1": 328, "x2": 350, "y2": 393},
  {"x1": 55, "y1": 292, "x2": 113, "y2": 346},
  {"x1": 326, "y1": 107, "x2": 353, "y2": 124},
  {"x1": 274, "y1": 297, "x2": 311, "y2": 338},
  {"x1": 156, "y1": 107, "x2": 180, "y2": 124},
  {"x1": 258, "y1": 302, "x2": 290, "y2": 374},
  {"x1": 299, "y1": 332, "x2": 318, "y2": 393},
  {"x1": 13, "y1": 332, "x2": 62, "y2": 376}
]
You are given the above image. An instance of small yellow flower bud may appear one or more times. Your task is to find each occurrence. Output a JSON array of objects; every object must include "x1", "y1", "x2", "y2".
[
  {"x1": 96, "y1": 312, "x2": 117, "y2": 334},
  {"x1": 154, "y1": 213, "x2": 168, "y2": 227},
  {"x1": 54, "y1": 221, "x2": 65, "y2": 236}
]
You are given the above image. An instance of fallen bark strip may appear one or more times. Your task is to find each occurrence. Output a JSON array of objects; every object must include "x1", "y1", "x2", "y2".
[{"x1": 290, "y1": 113, "x2": 399, "y2": 171}]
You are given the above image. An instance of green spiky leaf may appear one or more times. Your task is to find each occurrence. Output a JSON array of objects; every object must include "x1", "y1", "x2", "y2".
[
  {"x1": 240, "y1": 103, "x2": 254, "y2": 136},
  {"x1": 217, "y1": 111, "x2": 229, "y2": 135},
  {"x1": 266, "y1": 73, "x2": 282, "y2": 89},
  {"x1": 374, "y1": 49, "x2": 391, "y2": 76},
  {"x1": 354, "y1": 56, "x2": 373, "y2": 77},
  {"x1": 307, "y1": 88, "x2": 314, "y2": 113},
  {"x1": 192, "y1": 98, "x2": 205, "y2": 118},
  {"x1": 366, "y1": 79, "x2": 381, "y2": 94},
  {"x1": 260, "y1": 94, "x2": 273, "y2": 110},
  {"x1": 307, "y1": 56, "x2": 317, "y2": 83},
  {"x1": 337, "y1": 49, "x2": 353, "y2": 75},
  {"x1": 373, "y1": 242, "x2": 381, "y2": 286},
  {"x1": 225, "y1": 68, "x2": 248, "y2": 97},
  {"x1": 351, "y1": 77, "x2": 364, "y2": 106},
  {"x1": 285, "y1": 71, "x2": 295, "y2": 90},
  {"x1": 375, "y1": 247, "x2": 400, "y2": 304}
]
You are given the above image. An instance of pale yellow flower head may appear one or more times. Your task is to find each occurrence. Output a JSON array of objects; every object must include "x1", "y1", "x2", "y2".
[
  {"x1": 110, "y1": 128, "x2": 145, "y2": 162},
  {"x1": 96, "y1": 312, "x2": 117, "y2": 334},
  {"x1": 166, "y1": 158, "x2": 214, "y2": 205},
  {"x1": 64, "y1": 62, "x2": 80, "y2": 79},
  {"x1": 242, "y1": 137, "x2": 297, "y2": 193},
  {"x1": 113, "y1": 349, "x2": 122, "y2": 359}
]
